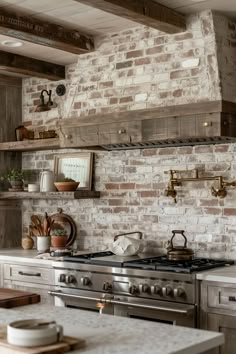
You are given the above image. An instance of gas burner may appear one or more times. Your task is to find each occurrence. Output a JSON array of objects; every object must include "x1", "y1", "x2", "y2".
[{"x1": 63, "y1": 251, "x2": 114, "y2": 263}]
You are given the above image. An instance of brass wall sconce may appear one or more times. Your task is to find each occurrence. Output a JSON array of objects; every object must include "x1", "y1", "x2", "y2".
[
  {"x1": 35, "y1": 84, "x2": 66, "y2": 113},
  {"x1": 164, "y1": 169, "x2": 236, "y2": 203}
]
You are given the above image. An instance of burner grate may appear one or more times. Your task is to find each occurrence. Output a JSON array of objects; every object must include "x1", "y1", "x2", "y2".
[
  {"x1": 64, "y1": 251, "x2": 114, "y2": 263},
  {"x1": 124, "y1": 256, "x2": 234, "y2": 273}
]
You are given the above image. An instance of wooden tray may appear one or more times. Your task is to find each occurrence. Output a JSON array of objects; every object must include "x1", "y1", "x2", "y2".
[{"x1": 0, "y1": 326, "x2": 85, "y2": 354}]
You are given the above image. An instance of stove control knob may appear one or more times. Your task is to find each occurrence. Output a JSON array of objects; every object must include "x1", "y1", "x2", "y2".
[
  {"x1": 174, "y1": 287, "x2": 186, "y2": 298},
  {"x1": 129, "y1": 284, "x2": 138, "y2": 295},
  {"x1": 81, "y1": 277, "x2": 90, "y2": 286},
  {"x1": 103, "y1": 282, "x2": 112, "y2": 291},
  {"x1": 66, "y1": 275, "x2": 76, "y2": 284},
  {"x1": 162, "y1": 286, "x2": 173, "y2": 297},
  {"x1": 151, "y1": 284, "x2": 162, "y2": 295},
  {"x1": 58, "y1": 274, "x2": 66, "y2": 283},
  {"x1": 139, "y1": 284, "x2": 150, "y2": 293}
]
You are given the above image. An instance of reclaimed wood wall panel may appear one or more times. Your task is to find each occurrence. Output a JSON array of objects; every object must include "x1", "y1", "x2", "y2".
[{"x1": 0, "y1": 76, "x2": 22, "y2": 248}]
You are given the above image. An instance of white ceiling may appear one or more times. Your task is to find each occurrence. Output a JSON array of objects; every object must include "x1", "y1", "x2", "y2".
[
  {"x1": 155, "y1": 0, "x2": 236, "y2": 18},
  {"x1": 0, "y1": 0, "x2": 234, "y2": 67}
]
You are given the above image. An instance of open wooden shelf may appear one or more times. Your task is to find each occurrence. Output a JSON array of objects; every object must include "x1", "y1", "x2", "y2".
[
  {"x1": 0, "y1": 138, "x2": 60, "y2": 151},
  {"x1": 0, "y1": 190, "x2": 100, "y2": 200}
]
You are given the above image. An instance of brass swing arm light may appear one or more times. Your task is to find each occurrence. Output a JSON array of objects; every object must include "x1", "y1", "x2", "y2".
[
  {"x1": 164, "y1": 169, "x2": 236, "y2": 203},
  {"x1": 35, "y1": 85, "x2": 66, "y2": 112}
]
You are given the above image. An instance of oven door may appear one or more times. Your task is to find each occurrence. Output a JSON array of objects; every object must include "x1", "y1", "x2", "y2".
[
  {"x1": 112, "y1": 296, "x2": 196, "y2": 327},
  {"x1": 49, "y1": 290, "x2": 196, "y2": 327},
  {"x1": 48, "y1": 288, "x2": 114, "y2": 314}
]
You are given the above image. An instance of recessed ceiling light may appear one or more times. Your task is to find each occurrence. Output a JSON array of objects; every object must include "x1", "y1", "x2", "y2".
[{"x1": 1, "y1": 40, "x2": 23, "y2": 48}]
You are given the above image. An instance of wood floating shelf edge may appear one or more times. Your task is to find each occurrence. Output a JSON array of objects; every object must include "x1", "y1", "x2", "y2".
[
  {"x1": 0, "y1": 138, "x2": 60, "y2": 151},
  {"x1": 0, "y1": 190, "x2": 100, "y2": 200}
]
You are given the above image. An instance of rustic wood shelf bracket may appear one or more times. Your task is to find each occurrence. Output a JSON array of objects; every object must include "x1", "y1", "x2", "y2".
[{"x1": 164, "y1": 169, "x2": 236, "y2": 203}]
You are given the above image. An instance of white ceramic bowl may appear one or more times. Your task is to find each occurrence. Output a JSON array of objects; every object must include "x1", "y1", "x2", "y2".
[{"x1": 7, "y1": 319, "x2": 63, "y2": 347}]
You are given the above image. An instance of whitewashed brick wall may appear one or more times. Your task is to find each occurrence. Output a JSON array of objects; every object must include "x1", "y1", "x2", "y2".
[
  {"x1": 22, "y1": 10, "x2": 221, "y2": 133},
  {"x1": 214, "y1": 14, "x2": 236, "y2": 102},
  {"x1": 21, "y1": 11, "x2": 236, "y2": 259},
  {"x1": 22, "y1": 144, "x2": 236, "y2": 259}
]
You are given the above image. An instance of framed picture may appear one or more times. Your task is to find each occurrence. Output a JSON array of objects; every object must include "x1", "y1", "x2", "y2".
[{"x1": 54, "y1": 153, "x2": 93, "y2": 190}]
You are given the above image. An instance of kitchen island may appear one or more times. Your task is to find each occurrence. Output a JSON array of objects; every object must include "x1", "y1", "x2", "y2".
[{"x1": 0, "y1": 304, "x2": 223, "y2": 354}]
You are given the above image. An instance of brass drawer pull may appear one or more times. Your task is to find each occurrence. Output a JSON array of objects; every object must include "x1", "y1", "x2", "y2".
[
  {"x1": 229, "y1": 296, "x2": 236, "y2": 302},
  {"x1": 18, "y1": 271, "x2": 41, "y2": 277}
]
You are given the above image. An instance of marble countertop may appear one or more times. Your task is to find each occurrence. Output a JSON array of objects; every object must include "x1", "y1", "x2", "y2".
[
  {"x1": 0, "y1": 248, "x2": 52, "y2": 266},
  {"x1": 0, "y1": 304, "x2": 223, "y2": 354},
  {"x1": 196, "y1": 264, "x2": 236, "y2": 283}
]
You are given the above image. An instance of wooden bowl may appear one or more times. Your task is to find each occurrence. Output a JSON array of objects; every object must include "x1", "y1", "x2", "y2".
[{"x1": 54, "y1": 182, "x2": 79, "y2": 192}]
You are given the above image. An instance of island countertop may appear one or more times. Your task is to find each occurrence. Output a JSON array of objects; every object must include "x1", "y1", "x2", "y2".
[
  {"x1": 0, "y1": 304, "x2": 223, "y2": 354},
  {"x1": 196, "y1": 264, "x2": 236, "y2": 283}
]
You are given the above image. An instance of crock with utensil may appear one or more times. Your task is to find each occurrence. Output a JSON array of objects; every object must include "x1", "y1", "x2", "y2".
[{"x1": 166, "y1": 230, "x2": 194, "y2": 261}]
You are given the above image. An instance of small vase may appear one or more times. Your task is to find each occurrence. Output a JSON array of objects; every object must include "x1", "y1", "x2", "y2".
[
  {"x1": 21, "y1": 235, "x2": 34, "y2": 250},
  {"x1": 36, "y1": 236, "x2": 51, "y2": 253}
]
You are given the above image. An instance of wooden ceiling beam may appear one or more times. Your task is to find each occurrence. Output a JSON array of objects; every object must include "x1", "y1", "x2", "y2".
[
  {"x1": 74, "y1": 0, "x2": 186, "y2": 33},
  {"x1": 0, "y1": 50, "x2": 65, "y2": 81},
  {"x1": 0, "y1": 8, "x2": 94, "y2": 54}
]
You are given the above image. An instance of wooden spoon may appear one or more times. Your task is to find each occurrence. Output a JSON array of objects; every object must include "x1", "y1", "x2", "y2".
[
  {"x1": 29, "y1": 225, "x2": 40, "y2": 236},
  {"x1": 43, "y1": 213, "x2": 49, "y2": 235},
  {"x1": 31, "y1": 215, "x2": 42, "y2": 227}
]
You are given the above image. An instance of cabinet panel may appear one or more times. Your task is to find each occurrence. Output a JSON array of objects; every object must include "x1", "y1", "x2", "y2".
[
  {"x1": 142, "y1": 113, "x2": 222, "y2": 142},
  {"x1": 60, "y1": 121, "x2": 141, "y2": 148},
  {"x1": 207, "y1": 313, "x2": 236, "y2": 354},
  {"x1": 60, "y1": 125, "x2": 99, "y2": 148},
  {"x1": 142, "y1": 117, "x2": 167, "y2": 140},
  {"x1": 207, "y1": 285, "x2": 236, "y2": 311},
  {"x1": 195, "y1": 113, "x2": 221, "y2": 137},
  {"x1": 4, "y1": 264, "x2": 53, "y2": 285},
  {"x1": 98, "y1": 121, "x2": 141, "y2": 145}
]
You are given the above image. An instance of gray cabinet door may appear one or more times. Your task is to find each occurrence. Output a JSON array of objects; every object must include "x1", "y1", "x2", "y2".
[{"x1": 207, "y1": 313, "x2": 236, "y2": 354}]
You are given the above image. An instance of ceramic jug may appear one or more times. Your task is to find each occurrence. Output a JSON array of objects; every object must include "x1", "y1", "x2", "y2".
[{"x1": 40, "y1": 171, "x2": 55, "y2": 192}]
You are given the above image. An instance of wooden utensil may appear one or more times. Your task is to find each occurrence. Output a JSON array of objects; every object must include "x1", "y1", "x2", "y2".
[
  {"x1": 29, "y1": 225, "x2": 40, "y2": 237},
  {"x1": 31, "y1": 215, "x2": 42, "y2": 227},
  {"x1": 43, "y1": 213, "x2": 49, "y2": 236}
]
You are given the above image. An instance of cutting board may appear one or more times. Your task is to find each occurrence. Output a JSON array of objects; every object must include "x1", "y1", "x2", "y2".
[
  {"x1": 0, "y1": 288, "x2": 40, "y2": 308},
  {"x1": 0, "y1": 326, "x2": 86, "y2": 354}
]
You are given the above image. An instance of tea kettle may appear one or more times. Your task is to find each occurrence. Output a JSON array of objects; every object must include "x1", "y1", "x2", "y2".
[{"x1": 40, "y1": 171, "x2": 55, "y2": 192}]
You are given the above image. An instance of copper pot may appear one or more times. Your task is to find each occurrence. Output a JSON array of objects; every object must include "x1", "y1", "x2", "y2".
[{"x1": 167, "y1": 230, "x2": 194, "y2": 261}]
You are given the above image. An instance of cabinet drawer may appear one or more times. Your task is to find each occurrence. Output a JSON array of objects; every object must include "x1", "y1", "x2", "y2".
[
  {"x1": 4, "y1": 264, "x2": 53, "y2": 285},
  {"x1": 208, "y1": 285, "x2": 236, "y2": 312}
]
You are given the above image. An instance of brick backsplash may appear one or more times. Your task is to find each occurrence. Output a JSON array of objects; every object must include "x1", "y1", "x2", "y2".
[
  {"x1": 21, "y1": 10, "x2": 236, "y2": 259},
  {"x1": 22, "y1": 144, "x2": 236, "y2": 259}
]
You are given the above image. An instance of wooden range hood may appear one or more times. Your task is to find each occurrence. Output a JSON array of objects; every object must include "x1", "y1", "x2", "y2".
[{"x1": 57, "y1": 100, "x2": 236, "y2": 151}]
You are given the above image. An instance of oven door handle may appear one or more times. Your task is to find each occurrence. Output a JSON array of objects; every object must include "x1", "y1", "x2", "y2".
[
  {"x1": 110, "y1": 299, "x2": 193, "y2": 315},
  {"x1": 49, "y1": 291, "x2": 192, "y2": 316},
  {"x1": 48, "y1": 291, "x2": 102, "y2": 302}
]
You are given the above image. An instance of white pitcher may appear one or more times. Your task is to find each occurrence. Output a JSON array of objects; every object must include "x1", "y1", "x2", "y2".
[{"x1": 40, "y1": 171, "x2": 55, "y2": 192}]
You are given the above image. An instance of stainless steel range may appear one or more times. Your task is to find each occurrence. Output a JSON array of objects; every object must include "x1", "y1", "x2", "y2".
[{"x1": 49, "y1": 252, "x2": 233, "y2": 328}]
